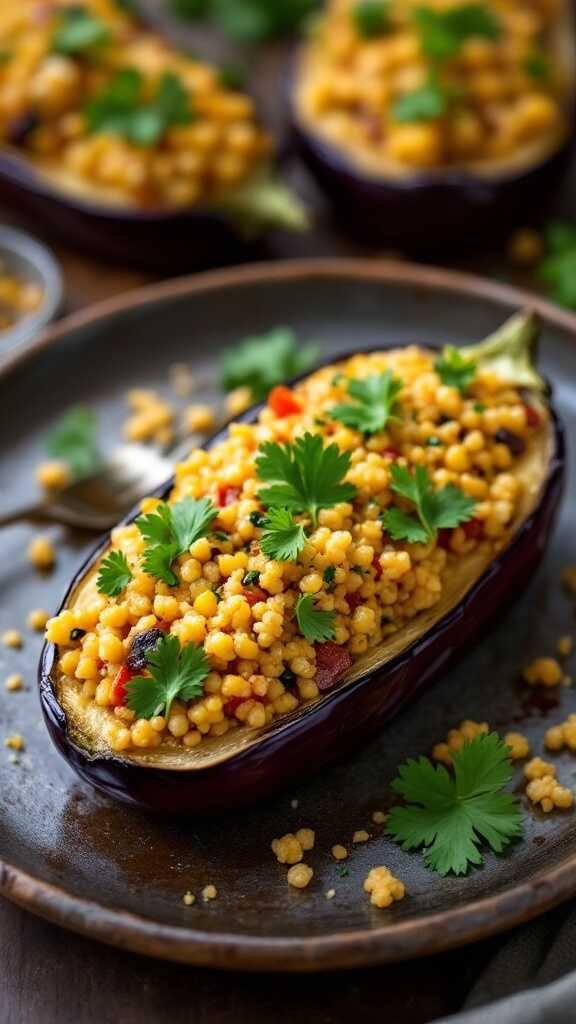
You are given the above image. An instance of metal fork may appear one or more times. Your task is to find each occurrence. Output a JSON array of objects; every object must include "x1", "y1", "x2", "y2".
[{"x1": 0, "y1": 438, "x2": 196, "y2": 532}]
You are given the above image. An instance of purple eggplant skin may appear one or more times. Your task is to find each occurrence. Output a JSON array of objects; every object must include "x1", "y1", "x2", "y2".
[
  {"x1": 0, "y1": 152, "x2": 263, "y2": 272},
  {"x1": 38, "y1": 362, "x2": 565, "y2": 817},
  {"x1": 293, "y1": 119, "x2": 574, "y2": 249}
]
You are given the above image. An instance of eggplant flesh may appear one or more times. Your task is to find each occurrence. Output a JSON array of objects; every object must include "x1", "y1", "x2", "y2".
[
  {"x1": 39, "y1": 326, "x2": 564, "y2": 815},
  {"x1": 293, "y1": 3, "x2": 576, "y2": 247}
]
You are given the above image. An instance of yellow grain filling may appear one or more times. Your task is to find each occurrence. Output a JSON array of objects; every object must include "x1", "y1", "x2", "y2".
[
  {"x1": 298, "y1": 0, "x2": 568, "y2": 173},
  {"x1": 0, "y1": 0, "x2": 270, "y2": 209},
  {"x1": 46, "y1": 346, "x2": 545, "y2": 755}
]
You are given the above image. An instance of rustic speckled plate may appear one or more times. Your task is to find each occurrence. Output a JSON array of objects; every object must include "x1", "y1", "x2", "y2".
[{"x1": 2, "y1": 260, "x2": 576, "y2": 972}]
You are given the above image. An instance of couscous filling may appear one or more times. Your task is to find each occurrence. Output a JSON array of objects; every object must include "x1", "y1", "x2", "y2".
[{"x1": 46, "y1": 344, "x2": 548, "y2": 759}]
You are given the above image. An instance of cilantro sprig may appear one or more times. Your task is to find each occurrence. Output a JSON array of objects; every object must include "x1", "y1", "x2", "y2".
[
  {"x1": 538, "y1": 221, "x2": 576, "y2": 310},
  {"x1": 169, "y1": 0, "x2": 318, "y2": 42},
  {"x1": 97, "y1": 550, "x2": 133, "y2": 597},
  {"x1": 260, "y1": 507, "x2": 307, "y2": 562},
  {"x1": 387, "y1": 733, "x2": 523, "y2": 875},
  {"x1": 296, "y1": 594, "x2": 335, "y2": 643},
  {"x1": 353, "y1": 1, "x2": 391, "y2": 38},
  {"x1": 85, "y1": 68, "x2": 192, "y2": 147},
  {"x1": 382, "y1": 464, "x2": 476, "y2": 544},
  {"x1": 46, "y1": 406, "x2": 102, "y2": 480},
  {"x1": 330, "y1": 371, "x2": 403, "y2": 436},
  {"x1": 125, "y1": 634, "x2": 209, "y2": 720},
  {"x1": 52, "y1": 6, "x2": 110, "y2": 55},
  {"x1": 136, "y1": 497, "x2": 217, "y2": 585},
  {"x1": 434, "y1": 346, "x2": 477, "y2": 393},
  {"x1": 256, "y1": 433, "x2": 357, "y2": 527},
  {"x1": 220, "y1": 328, "x2": 320, "y2": 403}
]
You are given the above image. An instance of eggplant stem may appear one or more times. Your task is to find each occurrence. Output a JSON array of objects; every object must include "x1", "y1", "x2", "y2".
[
  {"x1": 217, "y1": 170, "x2": 310, "y2": 236},
  {"x1": 461, "y1": 310, "x2": 545, "y2": 392}
]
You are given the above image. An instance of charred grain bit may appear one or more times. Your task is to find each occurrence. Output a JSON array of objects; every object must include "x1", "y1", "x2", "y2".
[
  {"x1": 432, "y1": 720, "x2": 489, "y2": 764},
  {"x1": 523, "y1": 658, "x2": 563, "y2": 687},
  {"x1": 287, "y1": 864, "x2": 313, "y2": 889},
  {"x1": 504, "y1": 731, "x2": 531, "y2": 760},
  {"x1": 2, "y1": 629, "x2": 22, "y2": 649},
  {"x1": 5, "y1": 674, "x2": 23, "y2": 693},
  {"x1": 126, "y1": 628, "x2": 166, "y2": 672},
  {"x1": 494, "y1": 428, "x2": 525, "y2": 457},
  {"x1": 364, "y1": 867, "x2": 405, "y2": 909}
]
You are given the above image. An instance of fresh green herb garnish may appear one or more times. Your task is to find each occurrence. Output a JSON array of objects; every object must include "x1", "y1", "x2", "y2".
[
  {"x1": 126, "y1": 634, "x2": 209, "y2": 720},
  {"x1": 382, "y1": 464, "x2": 476, "y2": 544},
  {"x1": 260, "y1": 507, "x2": 307, "y2": 562},
  {"x1": 351, "y1": 565, "x2": 367, "y2": 574},
  {"x1": 323, "y1": 565, "x2": 336, "y2": 590},
  {"x1": 242, "y1": 570, "x2": 261, "y2": 586},
  {"x1": 0, "y1": 49, "x2": 12, "y2": 64},
  {"x1": 425, "y1": 436, "x2": 442, "y2": 447},
  {"x1": 295, "y1": 594, "x2": 336, "y2": 643},
  {"x1": 387, "y1": 733, "x2": 523, "y2": 876},
  {"x1": 523, "y1": 51, "x2": 550, "y2": 81},
  {"x1": 392, "y1": 80, "x2": 449, "y2": 122},
  {"x1": 170, "y1": 0, "x2": 318, "y2": 41},
  {"x1": 136, "y1": 497, "x2": 217, "y2": 585},
  {"x1": 353, "y1": 0, "x2": 391, "y2": 38},
  {"x1": 474, "y1": 402, "x2": 486, "y2": 413},
  {"x1": 218, "y1": 61, "x2": 248, "y2": 91},
  {"x1": 220, "y1": 328, "x2": 319, "y2": 403},
  {"x1": 434, "y1": 345, "x2": 477, "y2": 393},
  {"x1": 52, "y1": 6, "x2": 110, "y2": 55},
  {"x1": 414, "y1": 3, "x2": 500, "y2": 62},
  {"x1": 330, "y1": 371, "x2": 403, "y2": 435},
  {"x1": 538, "y1": 220, "x2": 576, "y2": 310},
  {"x1": 336, "y1": 864, "x2": 350, "y2": 878},
  {"x1": 211, "y1": 531, "x2": 229, "y2": 542},
  {"x1": 97, "y1": 550, "x2": 133, "y2": 597},
  {"x1": 46, "y1": 406, "x2": 101, "y2": 480},
  {"x1": 249, "y1": 510, "x2": 267, "y2": 528},
  {"x1": 85, "y1": 68, "x2": 192, "y2": 146},
  {"x1": 256, "y1": 433, "x2": 357, "y2": 527}
]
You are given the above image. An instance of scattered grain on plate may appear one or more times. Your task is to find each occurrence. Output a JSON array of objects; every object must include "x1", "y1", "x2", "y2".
[
  {"x1": 524, "y1": 757, "x2": 556, "y2": 781},
  {"x1": 35, "y1": 460, "x2": 71, "y2": 491},
  {"x1": 271, "y1": 833, "x2": 304, "y2": 865},
  {"x1": 352, "y1": 830, "x2": 370, "y2": 844},
  {"x1": 169, "y1": 363, "x2": 196, "y2": 397},
  {"x1": 363, "y1": 867, "x2": 405, "y2": 909},
  {"x1": 561, "y1": 567, "x2": 576, "y2": 594},
  {"x1": 182, "y1": 891, "x2": 196, "y2": 906},
  {"x1": 2, "y1": 629, "x2": 22, "y2": 648},
  {"x1": 123, "y1": 389, "x2": 174, "y2": 445},
  {"x1": 4, "y1": 734, "x2": 25, "y2": 751},
  {"x1": 184, "y1": 404, "x2": 216, "y2": 434},
  {"x1": 225, "y1": 387, "x2": 252, "y2": 417},
  {"x1": 287, "y1": 864, "x2": 313, "y2": 889},
  {"x1": 325, "y1": 889, "x2": 336, "y2": 901},
  {"x1": 557, "y1": 636, "x2": 573, "y2": 658},
  {"x1": 504, "y1": 731, "x2": 531, "y2": 760},
  {"x1": 5, "y1": 674, "x2": 23, "y2": 693},
  {"x1": 507, "y1": 228, "x2": 543, "y2": 268},
  {"x1": 523, "y1": 658, "x2": 563, "y2": 687},
  {"x1": 295, "y1": 828, "x2": 315, "y2": 851},
  {"x1": 27, "y1": 609, "x2": 50, "y2": 631},
  {"x1": 28, "y1": 536, "x2": 55, "y2": 571},
  {"x1": 371, "y1": 811, "x2": 387, "y2": 825},
  {"x1": 202, "y1": 885, "x2": 217, "y2": 902},
  {"x1": 331, "y1": 844, "x2": 348, "y2": 861},
  {"x1": 544, "y1": 714, "x2": 576, "y2": 752},
  {"x1": 432, "y1": 720, "x2": 489, "y2": 764},
  {"x1": 526, "y1": 775, "x2": 573, "y2": 813}
]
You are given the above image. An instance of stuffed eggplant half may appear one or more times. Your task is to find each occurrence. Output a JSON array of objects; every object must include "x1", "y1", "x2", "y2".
[
  {"x1": 40, "y1": 311, "x2": 564, "y2": 814},
  {"x1": 0, "y1": 2, "x2": 306, "y2": 267},
  {"x1": 293, "y1": 0, "x2": 575, "y2": 246}
]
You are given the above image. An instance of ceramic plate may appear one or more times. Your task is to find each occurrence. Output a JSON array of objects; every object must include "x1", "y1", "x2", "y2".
[{"x1": 2, "y1": 260, "x2": 576, "y2": 971}]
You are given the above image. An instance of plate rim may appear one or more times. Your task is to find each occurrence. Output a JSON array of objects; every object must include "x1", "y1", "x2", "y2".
[{"x1": 3, "y1": 256, "x2": 576, "y2": 971}]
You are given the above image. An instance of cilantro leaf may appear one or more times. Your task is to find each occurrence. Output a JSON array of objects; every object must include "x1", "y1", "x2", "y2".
[
  {"x1": 353, "y1": 1, "x2": 391, "y2": 38},
  {"x1": 524, "y1": 51, "x2": 550, "y2": 81},
  {"x1": 125, "y1": 634, "x2": 209, "y2": 720},
  {"x1": 171, "y1": 0, "x2": 317, "y2": 41},
  {"x1": 220, "y1": 328, "x2": 320, "y2": 402},
  {"x1": 330, "y1": 371, "x2": 403, "y2": 435},
  {"x1": 97, "y1": 550, "x2": 133, "y2": 597},
  {"x1": 46, "y1": 406, "x2": 101, "y2": 479},
  {"x1": 260, "y1": 507, "x2": 306, "y2": 561},
  {"x1": 52, "y1": 6, "x2": 110, "y2": 55},
  {"x1": 256, "y1": 432, "x2": 357, "y2": 527},
  {"x1": 85, "y1": 69, "x2": 192, "y2": 147},
  {"x1": 538, "y1": 220, "x2": 576, "y2": 310},
  {"x1": 392, "y1": 80, "x2": 449, "y2": 122},
  {"x1": 434, "y1": 345, "x2": 477, "y2": 393},
  {"x1": 296, "y1": 594, "x2": 335, "y2": 643},
  {"x1": 323, "y1": 565, "x2": 336, "y2": 589},
  {"x1": 414, "y1": 4, "x2": 500, "y2": 63},
  {"x1": 387, "y1": 733, "x2": 523, "y2": 875},
  {"x1": 382, "y1": 464, "x2": 476, "y2": 542},
  {"x1": 136, "y1": 497, "x2": 217, "y2": 585}
]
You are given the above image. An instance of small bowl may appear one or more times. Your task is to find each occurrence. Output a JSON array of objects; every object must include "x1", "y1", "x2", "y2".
[{"x1": 0, "y1": 225, "x2": 63, "y2": 368}]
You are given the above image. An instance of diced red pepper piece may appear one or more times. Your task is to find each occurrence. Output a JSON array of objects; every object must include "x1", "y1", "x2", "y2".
[
  {"x1": 268, "y1": 385, "x2": 302, "y2": 417},
  {"x1": 437, "y1": 529, "x2": 452, "y2": 550},
  {"x1": 383, "y1": 448, "x2": 400, "y2": 460},
  {"x1": 524, "y1": 403, "x2": 541, "y2": 429},
  {"x1": 110, "y1": 665, "x2": 135, "y2": 708},
  {"x1": 372, "y1": 553, "x2": 383, "y2": 580},
  {"x1": 242, "y1": 586, "x2": 267, "y2": 607},
  {"x1": 347, "y1": 591, "x2": 363, "y2": 610},
  {"x1": 314, "y1": 641, "x2": 353, "y2": 692},
  {"x1": 217, "y1": 484, "x2": 241, "y2": 507},
  {"x1": 462, "y1": 517, "x2": 484, "y2": 540}
]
